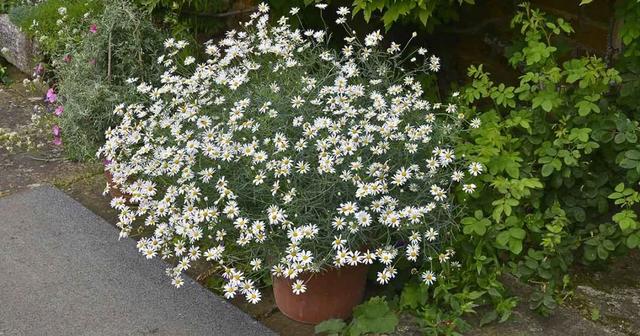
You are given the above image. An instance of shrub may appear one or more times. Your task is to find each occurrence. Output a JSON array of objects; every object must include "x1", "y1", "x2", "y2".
[
  {"x1": 11, "y1": 0, "x2": 166, "y2": 160},
  {"x1": 350, "y1": 0, "x2": 474, "y2": 30},
  {"x1": 454, "y1": 2, "x2": 638, "y2": 317},
  {"x1": 99, "y1": 4, "x2": 481, "y2": 302},
  {"x1": 55, "y1": 0, "x2": 165, "y2": 160},
  {"x1": 347, "y1": 3, "x2": 640, "y2": 334}
]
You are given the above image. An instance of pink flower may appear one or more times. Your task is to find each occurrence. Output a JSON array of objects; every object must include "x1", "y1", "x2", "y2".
[
  {"x1": 45, "y1": 88, "x2": 57, "y2": 103},
  {"x1": 63, "y1": 54, "x2": 72, "y2": 63},
  {"x1": 53, "y1": 136, "x2": 62, "y2": 146},
  {"x1": 89, "y1": 24, "x2": 97, "y2": 33},
  {"x1": 89, "y1": 59, "x2": 96, "y2": 66},
  {"x1": 52, "y1": 125, "x2": 61, "y2": 137},
  {"x1": 54, "y1": 105, "x2": 64, "y2": 116}
]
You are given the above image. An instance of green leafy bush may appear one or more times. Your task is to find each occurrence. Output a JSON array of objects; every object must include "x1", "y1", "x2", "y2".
[
  {"x1": 454, "y1": 1, "x2": 638, "y2": 317},
  {"x1": 351, "y1": 0, "x2": 474, "y2": 30},
  {"x1": 316, "y1": 2, "x2": 640, "y2": 334},
  {"x1": 289, "y1": 0, "x2": 474, "y2": 31}
]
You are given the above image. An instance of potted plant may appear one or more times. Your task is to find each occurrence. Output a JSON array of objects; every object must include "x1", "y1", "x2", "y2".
[{"x1": 98, "y1": 3, "x2": 480, "y2": 324}]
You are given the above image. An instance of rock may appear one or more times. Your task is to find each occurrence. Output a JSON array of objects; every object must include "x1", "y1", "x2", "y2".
[{"x1": 0, "y1": 14, "x2": 38, "y2": 74}]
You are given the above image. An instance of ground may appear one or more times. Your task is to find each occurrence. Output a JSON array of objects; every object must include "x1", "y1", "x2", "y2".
[{"x1": 1, "y1": 66, "x2": 638, "y2": 335}]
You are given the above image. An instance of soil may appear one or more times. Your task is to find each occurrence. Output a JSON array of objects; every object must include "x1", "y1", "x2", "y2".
[{"x1": 0, "y1": 68, "x2": 90, "y2": 197}]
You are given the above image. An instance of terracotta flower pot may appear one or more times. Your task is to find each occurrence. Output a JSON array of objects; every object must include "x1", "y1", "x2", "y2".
[{"x1": 272, "y1": 264, "x2": 368, "y2": 324}]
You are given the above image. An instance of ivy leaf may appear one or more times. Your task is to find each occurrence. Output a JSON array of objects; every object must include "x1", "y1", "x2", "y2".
[{"x1": 315, "y1": 319, "x2": 346, "y2": 335}]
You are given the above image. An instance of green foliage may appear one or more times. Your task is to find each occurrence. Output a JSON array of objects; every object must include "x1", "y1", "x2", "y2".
[
  {"x1": 351, "y1": 0, "x2": 474, "y2": 30},
  {"x1": 55, "y1": 0, "x2": 165, "y2": 160},
  {"x1": 617, "y1": 0, "x2": 640, "y2": 58},
  {"x1": 349, "y1": 297, "x2": 399, "y2": 335},
  {"x1": 11, "y1": 0, "x2": 166, "y2": 160},
  {"x1": 461, "y1": 210, "x2": 490, "y2": 236},
  {"x1": 315, "y1": 297, "x2": 398, "y2": 335},
  {"x1": 315, "y1": 319, "x2": 347, "y2": 335},
  {"x1": 454, "y1": 1, "x2": 639, "y2": 319},
  {"x1": 341, "y1": 2, "x2": 640, "y2": 333},
  {"x1": 9, "y1": 0, "x2": 104, "y2": 55}
]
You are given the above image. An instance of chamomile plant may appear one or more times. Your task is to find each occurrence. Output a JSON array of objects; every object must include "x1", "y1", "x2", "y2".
[{"x1": 98, "y1": 3, "x2": 481, "y2": 303}]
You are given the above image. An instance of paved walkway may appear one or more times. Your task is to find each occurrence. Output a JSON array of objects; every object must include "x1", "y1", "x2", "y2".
[{"x1": 0, "y1": 186, "x2": 274, "y2": 336}]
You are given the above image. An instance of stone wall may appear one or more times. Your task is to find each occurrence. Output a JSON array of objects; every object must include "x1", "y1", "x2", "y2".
[{"x1": 0, "y1": 14, "x2": 37, "y2": 74}]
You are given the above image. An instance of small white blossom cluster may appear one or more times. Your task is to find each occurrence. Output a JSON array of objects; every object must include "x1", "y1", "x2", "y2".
[{"x1": 99, "y1": 3, "x2": 481, "y2": 303}]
